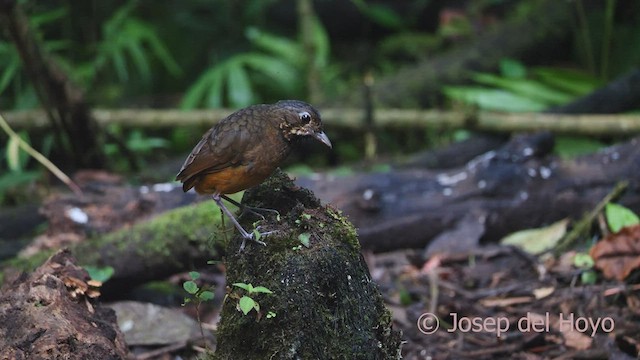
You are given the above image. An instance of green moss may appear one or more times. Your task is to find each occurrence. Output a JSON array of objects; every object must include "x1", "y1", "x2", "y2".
[
  {"x1": 213, "y1": 170, "x2": 401, "y2": 360},
  {"x1": 1, "y1": 200, "x2": 226, "y2": 286}
]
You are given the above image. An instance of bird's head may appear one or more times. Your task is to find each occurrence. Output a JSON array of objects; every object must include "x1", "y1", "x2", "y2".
[{"x1": 276, "y1": 100, "x2": 332, "y2": 148}]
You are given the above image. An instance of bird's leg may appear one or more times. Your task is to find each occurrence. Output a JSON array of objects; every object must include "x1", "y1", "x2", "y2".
[
  {"x1": 220, "y1": 194, "x2": 280, "y2": 221},
  {"x1": 212, "y1": 194, "x2": 267, "y2": 251}
]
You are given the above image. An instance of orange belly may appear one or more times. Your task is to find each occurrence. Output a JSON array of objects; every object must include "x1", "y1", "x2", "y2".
[{"x1": 192, "y1": 165, "x2": 270, "y2": 195}]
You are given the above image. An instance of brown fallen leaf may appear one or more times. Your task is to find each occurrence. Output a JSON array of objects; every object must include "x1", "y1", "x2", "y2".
[{"x1": 590, "y1": 224, "x2": 640, "y2": 281}]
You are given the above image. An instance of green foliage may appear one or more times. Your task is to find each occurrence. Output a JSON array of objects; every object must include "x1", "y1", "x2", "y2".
[
  {"x1": 232, "y1": 282, "x2": 273, "y2": 294},
  {"x1": 104, "y1": 128, "x2": 169, "y2": 156},
  {"x1": 573, "y1": 252, "x2": 597, "y2": 285},
  {"x1": 180, "y1": 30, "x2": 299, "y2": 108},
  {"x1": 443, "y1": 58, "x2": 601, "y2": 112},
  {"x1": 238, "y1": 295, "x2": 259, "y2": 315},
  {"x1": 182, "y1": 271, "x2": 215, "y2": 304},
  {"x1": 574, "y1": 0, "x2": 640, "y2": 79},
  {"x1": 0, "y1": 128, "x2": 46, "y2": 205},
  {"x1": 181, "y1": 19, "x2": 332, "y2": 109},
  {"x1": 0, "y1": 6, "x2": 69, "y2": 109},
  {"x1": 103, "y1": 126, "x2": 170, "y2": 171},
  {"x1": 78, "y1": 1, "x2": 181, "y2": 88},
  {"x1": 553, "y1": 136, "x2": 606, "y2": 158},
  {"x1": 83, "y1": 265, "x2": 115, "y2": 283},
  {"x1": 0, "y1": 1, "x2": 181, "y2": 108},
  {"x1": 501, "y1": 218, "x2": 569, "y2": 255},
  {"x1": 297, "y1": 232, "x2": 311, "y2": 247},
  {"x1": 231, "y1": 282, "x2": 273, "y2": 316},
  {"x1": 605, "y1": 203, "x2": 640, "y2": 233},
  {"x1": 351, "y1": 0, "x2": 405, "y2": 30}
]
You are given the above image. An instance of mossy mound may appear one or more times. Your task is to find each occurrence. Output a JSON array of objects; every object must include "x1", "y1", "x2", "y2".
[{"x1": 214, "y1": 170, "x2": 402, "y2": 360}]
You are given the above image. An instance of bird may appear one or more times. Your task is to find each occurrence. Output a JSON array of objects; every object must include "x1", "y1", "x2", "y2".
[{"x1": 176, "y1": 100, "x2": 332, "y2": 250}]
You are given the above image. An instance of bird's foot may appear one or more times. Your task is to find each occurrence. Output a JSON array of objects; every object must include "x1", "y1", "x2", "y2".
[{"x1": 238, "y1": 224, "x2": 280, "y2": 252}]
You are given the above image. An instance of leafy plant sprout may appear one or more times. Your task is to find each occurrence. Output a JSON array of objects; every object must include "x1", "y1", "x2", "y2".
[
  {"x1": 182, "y1": 271, "x2": 215, "y2": 350},
  {"x1": 230, "y1": 282, "x2": 274, "y2": 318}
]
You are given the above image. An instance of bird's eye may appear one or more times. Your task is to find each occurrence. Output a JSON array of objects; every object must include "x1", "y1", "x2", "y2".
[{"x1": 298, "y1": 111, "x2": 312, "y2": 123}]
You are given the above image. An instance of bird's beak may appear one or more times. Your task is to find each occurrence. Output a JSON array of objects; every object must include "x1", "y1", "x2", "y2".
[{"x1": 312, "y1": 131, "x2": 332, "y2": 148}]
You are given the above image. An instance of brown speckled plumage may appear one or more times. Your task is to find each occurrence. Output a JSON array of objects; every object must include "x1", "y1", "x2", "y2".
[{"x1": 176, "y1": 100, "x2": 331, "y2": 196}]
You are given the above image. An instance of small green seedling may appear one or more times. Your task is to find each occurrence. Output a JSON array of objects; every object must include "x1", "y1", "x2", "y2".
[
  {"x1": 182, "y1": 271, "x2": 215, "y2": 350},
  {"x1": 573, "y1": 253, "x2": 597, "y2": 285},
  {"x1": 183, "y1": 271, "x2": 215, "y2": 305},
  {"x1": 232, "y1": 282, "x2": 273, "y2": 316}
]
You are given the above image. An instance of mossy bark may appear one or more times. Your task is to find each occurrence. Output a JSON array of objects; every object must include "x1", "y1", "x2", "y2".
[
  {"x1": 213, "y1": 170, "x2": 402, "y2": 360},
  {"x1": 2, "y1": 200, "x2": 225, "y2": 295}
]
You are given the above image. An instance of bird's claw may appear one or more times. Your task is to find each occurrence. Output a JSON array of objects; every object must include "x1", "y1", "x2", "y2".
[{"x1": 238, "y1": 227, "x2": 275, "y2": 252}]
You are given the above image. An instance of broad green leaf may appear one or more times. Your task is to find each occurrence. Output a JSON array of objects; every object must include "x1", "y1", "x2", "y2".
[
  {"x1": 232, "y1": 282, "x2": 251, "y2": 291},
  {"x1": 606, "y1": 203, "x2": 640, "y2": 233},
  {"x1": 251, "y1": 286, "x2": 273, "y2": 294},
  {"x1": 183, "y1": 280, "x2": 199, "y2": 294},
  {"x1": 443, "y1": 86, "x2": 547, "y2": 112},
  {"x1": 246, "y1": 27, "x2": 304, "y2": 66},
  {"x1": 124, "y1": 34, "x2": 151, "y2": 82},
  {"x1": 238, "y1": 295, "x2": 256, "y2": 315},
  {"x1": 226, "y1": 60, "x2": 253, "y2": 107},
  {"x1": 83, "y1": 266, "x2": 115, "y2": 283},
  {"x1": 242, "y1": 54, "x2": 298, "y2": 92},
  {"x1": 532, "y1": 68, "x2": 601, "y2": 96},
  {"x1": 143, "y1": 26, "x2": 182, "y2": 77},
  {"x1": 204, "y1": 68, "x2": 225, "y2": 109},
  {"x1": 189, "y1": 271, "x2": 200, "y2": 280},
  {"x1": 501, "y1": 218, "x2": 569, "y2": 254},
  {"x1": 112, "y1": 49, "x2": 129, "y2": 81},
  {"x1": 180, "y1": 67, "x2": 224, "y2": 109},
  {"x1": 298, "y1": 233, "x2": 311, "y2": 247},
  {"x1": 198, "y1": 291, "x2": 214, "y2": 301},
  {"x1": 499, "y1": 58, "x2": 527, "y2": 79},
  {"x1": 472, "y1": 73, "x2": 574, "y2": 105}
]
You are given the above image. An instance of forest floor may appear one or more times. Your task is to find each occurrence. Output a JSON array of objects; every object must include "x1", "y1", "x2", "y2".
[{"x1": 2, "y1": 160, "x2": 640, "y2": 359}]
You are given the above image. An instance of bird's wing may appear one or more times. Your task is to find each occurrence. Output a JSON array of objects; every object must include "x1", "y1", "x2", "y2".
[{"x1": 175, "y1": 115, "x2": 253, "y2": 186}]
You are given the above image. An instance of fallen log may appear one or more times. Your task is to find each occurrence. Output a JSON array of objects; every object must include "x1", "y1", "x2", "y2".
[{"x1": 298, "y1": 133, "x2": 640, "y2": 253}]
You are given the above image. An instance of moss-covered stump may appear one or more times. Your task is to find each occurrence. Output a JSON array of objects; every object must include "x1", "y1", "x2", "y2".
[{"x1": 214, "y1": 170, "x2": 402, "y2": 360}]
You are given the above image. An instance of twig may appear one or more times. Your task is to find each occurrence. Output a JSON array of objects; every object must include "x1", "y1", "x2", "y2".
[
  {"x1": 554, "y1": 180, "x2": 628, "y2": 253},
  {"x1": 0, "y1": 112, "x2": 83, "y2": 196}
]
